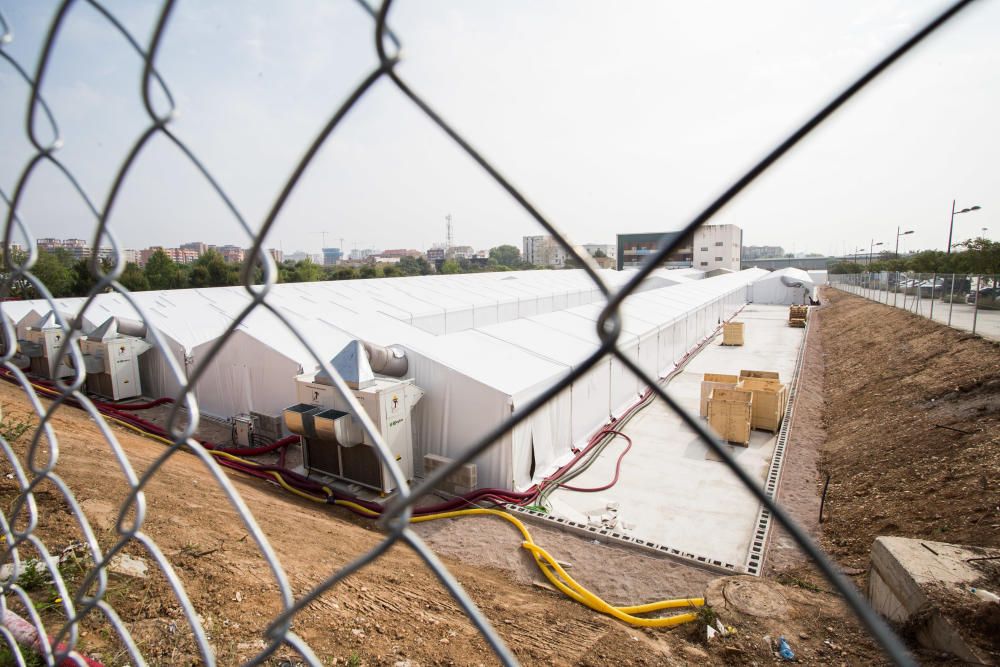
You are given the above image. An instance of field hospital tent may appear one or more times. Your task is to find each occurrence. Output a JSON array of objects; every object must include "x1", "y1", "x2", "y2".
[
  {"x1": 750, "y1": 268, "x2": 815, "y2": 305},
  {"x1": 400, "y1": 268, "x2": 767, "y2": 490},
  {"x1": 7, "y1": 267, "x2": 768, "y2": 492}
]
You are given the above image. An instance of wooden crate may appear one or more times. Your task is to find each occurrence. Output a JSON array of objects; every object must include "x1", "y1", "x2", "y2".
[
  {"x1": 700, "y1": 373, "x2": 740, "y2": 417},
  {"x1": 789, "y1": 305, "x2": 809, "y2": 321},
  {"x1": 789, "y1": 317, "x2": 806, "y2": 328},
  {"x1": 721, "y1": 321, "x2": 744, "y2": 346},
  {"x1": 707, "y1": 387, "x2": 753, "y2": 447},
  {"x1": 739, "y1": 370, "x2": 780, "y2": 381},
  {"x1": 739, "y1": 377, "x2": 788, "y2": 432}
]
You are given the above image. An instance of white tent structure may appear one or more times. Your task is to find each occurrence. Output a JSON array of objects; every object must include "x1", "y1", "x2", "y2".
[
  {"x1": 8, "y1": 267, "x2": 769, "y2": 491},
  {"x1": 750, "y1": 268, "x2": 816, "y2": 305},
  {"x1": 401, "y1": 268, "x2": 767, "y2": 489}
]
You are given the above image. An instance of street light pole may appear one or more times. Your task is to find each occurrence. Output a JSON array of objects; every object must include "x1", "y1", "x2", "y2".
[
  {"x1": 869, "y1": 240, "x2": 883, "y2": 265},
  {"x1": 895, "y1": 226, "x2": 913, "y2": 258},
  {"x1": 946, "y1": 200, "x2": 982, "y2": 254}
]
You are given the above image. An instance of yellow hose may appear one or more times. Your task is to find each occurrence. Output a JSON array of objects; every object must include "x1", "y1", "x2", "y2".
[{"x1": 337, "y1": 501, "x2": 703, "y2": 628}]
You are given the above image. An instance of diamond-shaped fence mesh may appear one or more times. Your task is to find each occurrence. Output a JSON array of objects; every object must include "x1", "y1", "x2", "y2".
[{"x1": 0, "y1": 1, "x2": 976, "y2": 665}]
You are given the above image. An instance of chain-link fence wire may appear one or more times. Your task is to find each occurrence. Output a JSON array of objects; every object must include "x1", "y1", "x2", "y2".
[
  {"x1": 0, "y1": 0, "x2": 980, "y2": 664},
  {"x1": 830, "y1": 272, "x2": 1000, "y2": 341}
]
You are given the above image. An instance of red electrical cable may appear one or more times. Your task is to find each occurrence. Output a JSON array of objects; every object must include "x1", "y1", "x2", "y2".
[{"x1": 558, "y1": 430, "x2": 633, "y2": 493}]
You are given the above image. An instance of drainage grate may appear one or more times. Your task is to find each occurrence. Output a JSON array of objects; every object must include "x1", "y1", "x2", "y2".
[{"x1": 743, "y1": 314, "x2": 811, "y2": 575}]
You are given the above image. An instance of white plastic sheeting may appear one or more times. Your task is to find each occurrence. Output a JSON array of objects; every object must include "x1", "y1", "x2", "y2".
[{"x1": 750, "y1": 268, "x2": 816, "y2": 305}]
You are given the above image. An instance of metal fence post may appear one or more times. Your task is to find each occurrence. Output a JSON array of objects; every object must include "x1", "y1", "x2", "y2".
[
  {"x1": 948, "y1": 274, "x2": 956, "y2": 326},
  {"x1": 972, "y1": 275, "x2": 981, "y2": 335},
  {"x1": 929, "y1": 272, "x2": 937, "y2": 320}
]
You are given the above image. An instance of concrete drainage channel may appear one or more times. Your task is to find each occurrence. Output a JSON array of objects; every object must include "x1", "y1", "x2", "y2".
[{"x1": 743, "y1": 313, "x2": 811, "y2": 576}]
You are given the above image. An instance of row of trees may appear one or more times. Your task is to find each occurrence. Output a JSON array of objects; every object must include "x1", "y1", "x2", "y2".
[
  {"x1": 3, "y1": 244, "x2": 539, "y2": 299},
  {"x1": 829, "y1": 238, "x2": 1000, "y2": 276}
]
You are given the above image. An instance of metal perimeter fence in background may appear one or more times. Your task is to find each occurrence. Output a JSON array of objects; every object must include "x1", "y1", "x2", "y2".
[
  {"x1": 0, "y1": 1, "x2": 979, "y2": 665},
  {"x1": 830, "y1": 272, "x2": 1000, "y2": 342}
]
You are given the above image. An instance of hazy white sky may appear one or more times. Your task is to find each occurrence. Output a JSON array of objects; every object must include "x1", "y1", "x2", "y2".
[{"x1": 1, "y1": 0, "x2": 996, "y2": 258}]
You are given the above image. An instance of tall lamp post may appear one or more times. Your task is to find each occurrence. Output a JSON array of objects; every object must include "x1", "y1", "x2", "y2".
[
  {"x1": 946, "y1": 200, "x2": 982, "y2": 254},
  {"x1": 869, "y1": 240, "x2": 884, "y2": 265},
  {"x1": 895, "y1": 227, "x2": 913, "y2": 258}
]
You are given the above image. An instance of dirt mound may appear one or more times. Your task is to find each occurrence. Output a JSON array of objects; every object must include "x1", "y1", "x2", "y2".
[{"x1": 815, "y1": 289, "x2": 1000, "y2": 569}]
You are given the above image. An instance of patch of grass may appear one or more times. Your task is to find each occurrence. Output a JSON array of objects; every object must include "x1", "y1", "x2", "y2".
[
  {"x1": 775, "y1": 573, "x2": 825, "y2": 593},
  {"x1": 696, "y1": 604, "x2": 718, "y2": 628},
  {"x1": 0, "y1": 406, "x2": 33, "y2": 445},
  {"x1": 346, "y1": 652, "x2": 361, "y2": 667},
  {"x1": 0, "y1": 640, "x2": 45, "y2": 667},
  {"x1": 15, "y1": 559, "x2": 48, "y2": 592}
]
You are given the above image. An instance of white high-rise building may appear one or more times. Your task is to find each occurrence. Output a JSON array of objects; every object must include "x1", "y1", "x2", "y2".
[
  {"x1": 523, "y1": 235, "x2": 568, "y2": 268},
  {"x1": 692, "y1": 225, "x2": 742, "y2": 272}
]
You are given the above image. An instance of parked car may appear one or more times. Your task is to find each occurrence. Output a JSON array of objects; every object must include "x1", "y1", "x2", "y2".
[
  {"x1": 917, "y1": 279, "x2": 944, "y2": 297},
  {"x1": 966, "y1": 287, "x2": 998, "y2": 306}
]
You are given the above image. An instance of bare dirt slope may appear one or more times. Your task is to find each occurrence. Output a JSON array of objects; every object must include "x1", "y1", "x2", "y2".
[
  {"x1": 766, "y1": 288, "x2": 1000, "y2": 664},
  {"x1": 814, "y1": 288, "x2": 1000, "y2": 565},
  {"x1": 0, "y1": 377, "x2": 882, "y2": 665}
]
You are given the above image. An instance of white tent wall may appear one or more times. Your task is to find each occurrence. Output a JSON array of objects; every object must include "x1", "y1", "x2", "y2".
[
  {"x1": 402, "y1": 336, "x2": 573, "y2": 491},
  {"x1": 190, "y1": 320, "x2": 344, "y2": 421},
  {"x1": 527, "y1": 309, "x2": 644, "y2": 419},
  {"x1": 473, "y1": 319, "x2": 615, "y2": 448}
]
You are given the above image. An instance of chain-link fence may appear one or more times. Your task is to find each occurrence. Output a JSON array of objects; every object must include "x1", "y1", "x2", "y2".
[
  {"x1": 830, "y1": 272, "x2": 1000, "y2": 341},
  {"x1": 0, "y1": 0, "x2": 978, "y2": 665}
]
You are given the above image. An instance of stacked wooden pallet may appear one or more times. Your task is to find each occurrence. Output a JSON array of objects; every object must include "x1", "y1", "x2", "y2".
[{"x1": 788, "y1": 305, "x2": 808, "y2": 328}]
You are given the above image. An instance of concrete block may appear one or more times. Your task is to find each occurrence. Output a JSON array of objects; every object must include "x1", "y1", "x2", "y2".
[
  {"x1": 867, "y1": 536, "x2": 998, "y2": 665},
  {"x1": 423, "y1": 454, "x2": 477, "y2": 491}
]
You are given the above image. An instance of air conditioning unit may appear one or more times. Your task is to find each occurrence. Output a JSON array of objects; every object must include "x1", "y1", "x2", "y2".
[
  {"x1": 78, "y1": 317, "x2": 152, "y2": 400},
  {"x1": 250, "y1": 411, "x2": 285, "y2": 441},
  {"x1": 283, "y1": 340, "x2": 423, "y2": 494},
  {"x1": 21, "y1": 311, "x2": 74, "y2": 379}
]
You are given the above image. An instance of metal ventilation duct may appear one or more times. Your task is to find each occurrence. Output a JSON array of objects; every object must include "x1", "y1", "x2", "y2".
[
  {"x1": 86, "y1": 316, "x2": 148, "y2": 342},
  {"x1": 363, "y1": 341, "x2": 408, "y2": 377},
  {"x1": 315, "y1": 340, "x2": 375, "y2": 389}
]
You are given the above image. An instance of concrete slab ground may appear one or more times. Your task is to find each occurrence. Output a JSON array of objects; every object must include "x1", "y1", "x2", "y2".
[
  {"x1": 546, "y1": 304, "x2": 804, "y2": 568},
  {"x1": 836, "y1": 285, "x2": 1000, "y2": 342}
]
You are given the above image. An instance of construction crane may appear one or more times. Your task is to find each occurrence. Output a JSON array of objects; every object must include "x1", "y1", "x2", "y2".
[{"x1": 312, "y1": 231, "x2": 331, "y2": 248}]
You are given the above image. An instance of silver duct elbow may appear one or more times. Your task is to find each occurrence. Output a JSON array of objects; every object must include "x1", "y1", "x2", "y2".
[{"x1": 362, "y1": 341, "x2": 408, "y2": 377}]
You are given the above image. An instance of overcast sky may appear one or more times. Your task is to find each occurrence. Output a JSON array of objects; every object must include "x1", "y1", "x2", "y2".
[{"x1": 1, "y1": 0, "x2": 996, "y2": 259}]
